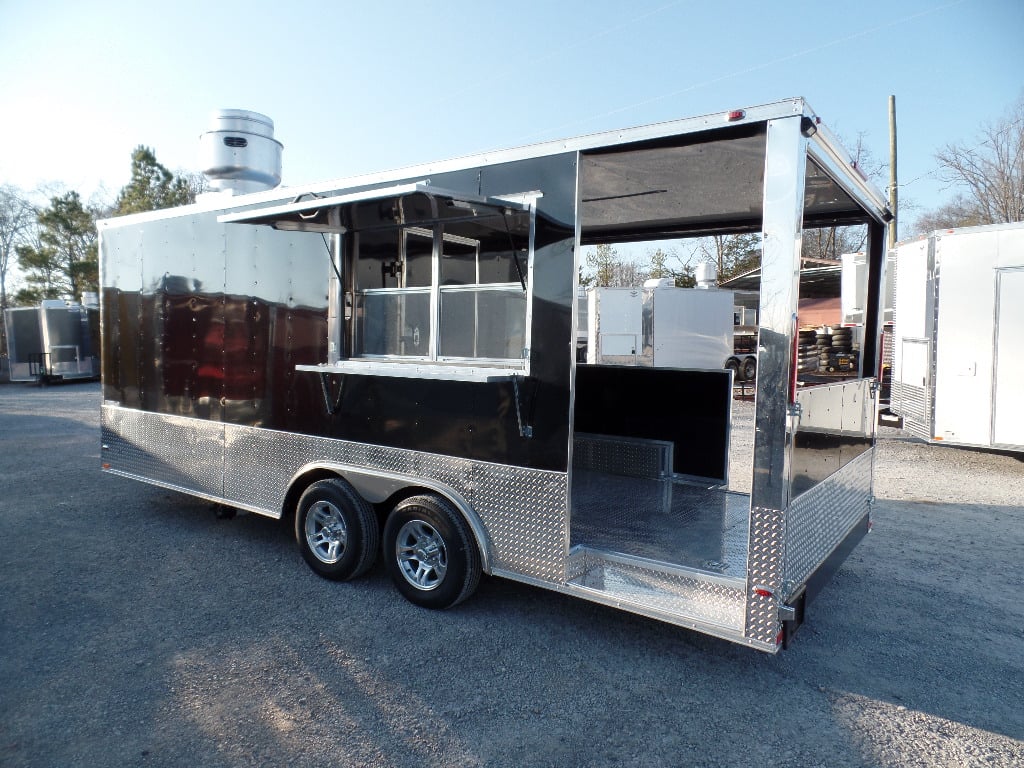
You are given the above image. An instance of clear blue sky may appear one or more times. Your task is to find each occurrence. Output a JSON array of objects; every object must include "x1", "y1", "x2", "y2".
[{"x1": 1, "y1": 0, "x2": 1021, "y2": 237}]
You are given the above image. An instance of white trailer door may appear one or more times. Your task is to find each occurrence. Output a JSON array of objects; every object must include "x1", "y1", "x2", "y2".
[
  {"x1": 992, "y1": 268, "x2": 1024, "y2": 447},
  {"x1": 932, "y1": 232, "x2": 997, "y2": 446}
]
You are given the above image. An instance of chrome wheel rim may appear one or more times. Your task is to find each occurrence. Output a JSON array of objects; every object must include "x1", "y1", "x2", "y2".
[
  {"x1": 395, "y1": 519, "x2": 447, "y2": 591},
  {"x1": 305, "y1": 501, "x2": 348, "y2": 564}
]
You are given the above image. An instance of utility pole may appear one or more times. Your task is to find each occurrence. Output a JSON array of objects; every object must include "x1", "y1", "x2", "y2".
[{"x1": 888, "y1": 95, "x2": 898, "y2": 250}]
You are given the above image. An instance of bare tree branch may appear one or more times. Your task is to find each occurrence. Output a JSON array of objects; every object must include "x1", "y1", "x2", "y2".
[{"x1": 933, "y1": 97, "x2": 1024, "y2": 226}]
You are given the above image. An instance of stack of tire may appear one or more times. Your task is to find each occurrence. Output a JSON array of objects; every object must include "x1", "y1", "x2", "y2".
[
  {"x1": 816, "y1": 327, "x2": 833, "y2": 370},
  {"x1": 824, "y1": 326, "x2": 858, "y2": 372},
  {"x1": 797, "y1": 329, "x2": 818, "y2": 374}
]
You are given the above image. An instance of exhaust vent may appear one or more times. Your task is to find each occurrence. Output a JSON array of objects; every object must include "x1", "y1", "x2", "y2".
[{"x1": 199, "y1": 109, "x2": 282, "y2": 195}]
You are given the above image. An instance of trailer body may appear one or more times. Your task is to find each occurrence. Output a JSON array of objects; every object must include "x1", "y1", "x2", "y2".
[
  {"x1": 585, "y1": 284, "x2": 733, "y2": 370},
  {"x1": 586, "y1": 287, "x2": 643, "y2": 365},
  {"x1": 891, "y1": 222, "x2": 1024, "y2": 450},
  {"x1": 99, "y1": 98, "x2": 890, "y2": 652},
  {"x1": 4, "y1": 299, "x2": 100, "y2": 383}
]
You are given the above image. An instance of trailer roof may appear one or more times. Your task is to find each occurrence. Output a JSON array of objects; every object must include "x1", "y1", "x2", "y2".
[{"x1": 99, "y1": 97, "x2": 890, "y2": 231}]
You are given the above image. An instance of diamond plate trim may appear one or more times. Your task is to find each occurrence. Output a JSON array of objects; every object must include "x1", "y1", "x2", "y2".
[
  {"x1": 102, "y1": 406, "x2": 224, "y2": 498},
  {"x1": 102, "y1": 406, "x2": 568, "y2": 582},
  {"x1": 891, "y1": 380, "x2": 930, "y2": 439},
  {"x1": 572, "y1": 433, "x2": 672, "y2": 479},
  {"x1": 224, "y1": 421, "x2": 571, "y2": 582},
  {"x1": 783, "y1": 448, "x2": 873, "y2": 598},
  {"x1": 568, "y1": 550, "x2": 746, "y2": 631},
  {"x1": 744, "y1": 506, "x2": 786, "y2": 645}
]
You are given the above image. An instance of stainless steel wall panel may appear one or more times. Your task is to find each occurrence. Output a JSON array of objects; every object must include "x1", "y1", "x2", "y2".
[
  {"x1": 751, "y1": 116, "x2": 806, "y2": 513},
  {"x1": 783, "y1": 448, "x2": 873, "y2": 599},
  {"x1": 790, "y1": 378, "x2": 875, "y2": 497}
]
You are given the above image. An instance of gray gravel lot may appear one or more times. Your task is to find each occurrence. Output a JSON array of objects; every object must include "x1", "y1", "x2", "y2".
[{"x1": 1, "y1": 381, "x2": 1022, "y2": 767}]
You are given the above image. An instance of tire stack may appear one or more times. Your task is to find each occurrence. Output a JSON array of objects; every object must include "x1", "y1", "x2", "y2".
[
  {"x1": 815, "y1": 327, "x2": 833, "y2": 370},
  {"x1": 797, "y1": 329, "x2": 818, "y2": 374},
  {"x1": 830, "y1": 326, "x2": 854, "y2": 356}
]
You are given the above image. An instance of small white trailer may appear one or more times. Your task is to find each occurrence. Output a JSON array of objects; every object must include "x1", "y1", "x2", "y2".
[
  {"x1": 98, "y1": 101, "x2": 891, "y2": 652},
  {"x1": 890, "y1": 221, "x2": 1024, "y2": 451},
  {"x1": 585, "y1": 281, "x2": 734, "y2": 370}
]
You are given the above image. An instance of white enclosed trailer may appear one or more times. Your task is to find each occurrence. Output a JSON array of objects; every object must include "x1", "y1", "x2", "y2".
[
  {"x1": 586, "y1": 287, "x2": 644, "y2": 365},
  {"x1": 891, "y1": 221, "x2": 1024, "y2": 450},
  {"x1": 98, "y1": 99, "x2": 890, "y2": 652},
  {"x1": 586, "y1": 282, "x2": 733, "y2": 370}
]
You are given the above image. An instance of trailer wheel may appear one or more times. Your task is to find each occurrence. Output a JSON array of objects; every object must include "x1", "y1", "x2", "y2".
[
  {"x1": 724, "y1": 357, "x2": 740, "y2": 380},
  {"x1": 741, "y1": 357, "x2": 756, "y2": 382},
  {"x1": 295, "y1": 479, "x2": 378, "y2": 581},
  {"x1": 383, "y1": 494, "x2": 481, "y2": 610}
]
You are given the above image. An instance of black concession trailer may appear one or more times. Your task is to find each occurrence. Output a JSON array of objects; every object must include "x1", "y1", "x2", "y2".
[{"x1": 99, "y1": 99, "x2": 891, "y2": 651}]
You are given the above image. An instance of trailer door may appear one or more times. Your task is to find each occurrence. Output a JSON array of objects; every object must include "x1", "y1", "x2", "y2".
[{"x1": 992, "y1": 268, "x2": 1024, "y2": 447}]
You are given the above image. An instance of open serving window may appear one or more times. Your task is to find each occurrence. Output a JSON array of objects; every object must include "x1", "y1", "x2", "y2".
[{"x1": 221, "y1": 182, "x2": 536, "y2": 382}]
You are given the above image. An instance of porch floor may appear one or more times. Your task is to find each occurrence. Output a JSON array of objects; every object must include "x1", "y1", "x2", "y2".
[{"x1": 570, "y1": 470, "x2": 751, "y2": 580}]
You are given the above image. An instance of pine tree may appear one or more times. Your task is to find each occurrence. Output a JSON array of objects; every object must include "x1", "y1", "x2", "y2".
[{"x1": 114, "y1": 146, "x2": 194, "y2": 215}]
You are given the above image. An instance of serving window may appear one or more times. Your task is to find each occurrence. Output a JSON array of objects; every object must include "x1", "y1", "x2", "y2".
[
  {"x1": 219, "y1": 183, "x2": 537, "y2": 381},
  {"x1": 348, "y1": 192, "x2": 533, "y2": 370}
]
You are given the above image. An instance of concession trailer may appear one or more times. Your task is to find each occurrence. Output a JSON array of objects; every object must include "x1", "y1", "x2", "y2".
[
  {"x1": 4, "y1": 297, "x2": 100, "y2": 383},
  {"x1": 99, "y1": 101, "x2": 891, "y2": 652},
  {"x1": 890, "y1": 221, "x2": 1024, "y2": 451}
]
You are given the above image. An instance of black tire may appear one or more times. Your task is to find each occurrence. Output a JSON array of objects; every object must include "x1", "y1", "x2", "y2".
[
  {"x1": 741, "y1": 357, "x2": 756, "y2": 382},
  {"x1": 383, "y1": 494, "x2": 481, "y2": 610},
  {"x1": 295, "y1": 478, "x2": 379, "y2": 581},
  {"x1": 724, "y1": 358, "x2": 740, "y2": 380}
]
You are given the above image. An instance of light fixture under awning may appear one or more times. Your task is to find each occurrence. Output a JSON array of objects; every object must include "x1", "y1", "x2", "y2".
[{"x1": 217, "y1": 181, "x2": 530, "y2": 233}]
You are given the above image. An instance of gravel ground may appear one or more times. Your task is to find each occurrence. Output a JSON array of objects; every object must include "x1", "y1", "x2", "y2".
[{"x1": 1, "y1": 381, "x2": 1022, "y2": 767}]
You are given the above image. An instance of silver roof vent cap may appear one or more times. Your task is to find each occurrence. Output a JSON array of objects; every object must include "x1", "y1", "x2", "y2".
[{"x1": 199, "y1": 109, "x2": 282, "y2": 195}]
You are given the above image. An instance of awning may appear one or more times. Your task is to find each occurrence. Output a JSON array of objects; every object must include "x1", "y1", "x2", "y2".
[{"x1": 217, "y1": 181, "x2": 530, "y2": 233}]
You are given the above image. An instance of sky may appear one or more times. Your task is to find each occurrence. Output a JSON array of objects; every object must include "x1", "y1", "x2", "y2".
[{"x1": 1, "y1": 0, "x2": 1022, "y2": 241}]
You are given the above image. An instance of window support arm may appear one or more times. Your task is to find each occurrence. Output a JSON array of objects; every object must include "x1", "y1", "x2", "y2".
[
  {"x1": 512, "y1": 375, "x2": 534, "y2": 438},
  {"x1": 318, "y1": 372, "x2": 344, "y2": 416}
]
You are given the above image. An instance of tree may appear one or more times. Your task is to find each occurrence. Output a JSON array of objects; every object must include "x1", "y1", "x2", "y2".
[
  {"x1": 801, "y1": 225, "x2": 867, "y2": 261},
  {"x1": 585, "y1": 243, "x2": 648, "y2": 287},
  {"x1": 0, "y1": 185, "x2": 37, "y2": 353},
  {"x1": 16, "y1": 191, "x2": 97, "y2": 304},
  {"x1": 912, "y1": 194, "x2": 985, "y2": 234},
  {"x1": 700, "y1": 233, "x2": 761, "y2": 282},
  {"x1": 930, "y1": 97, "x2": 1024, "y2": 227},
  {"x1": 114, "y1": 145, "x2": 196, "y2": 215},
  {"x1": 647, "y1": 246, "x2": 695, "y2": 287},
  {"x1": 801, "y1": 132, "x2": 883, "y2": 260}
]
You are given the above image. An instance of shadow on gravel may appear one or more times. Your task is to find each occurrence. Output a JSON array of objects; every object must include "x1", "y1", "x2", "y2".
[{"x1": 770, "y1": 498, "x2": 1024, "y2": 740}]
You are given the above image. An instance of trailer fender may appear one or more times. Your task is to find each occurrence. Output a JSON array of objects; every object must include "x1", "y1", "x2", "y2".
[{"x1": 285, "y1": 462, "x2": 494, "y2": 575}]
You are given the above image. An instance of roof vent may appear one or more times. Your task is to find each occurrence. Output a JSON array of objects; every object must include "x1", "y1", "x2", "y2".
[
  {"x1": 695, "y1": 262, "x2": 718, "y2": 289},
  {"x1": 199, "y1": 109, "x2": 282, "y2": 195}
]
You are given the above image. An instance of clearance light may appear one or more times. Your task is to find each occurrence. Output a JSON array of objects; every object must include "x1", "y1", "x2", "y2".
[
  {"x1": 754, "y1": 586, "x2": 774, "y2": 598},
  {"x1": 727, "y1": 109, "x2": 746, "y2": 122},
  {"x1": 102, "y1": 463, "x2": 111, "y2": 470},
  {"x1": 776, "y1": 630, "x2": 785, "y2": 645}
]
